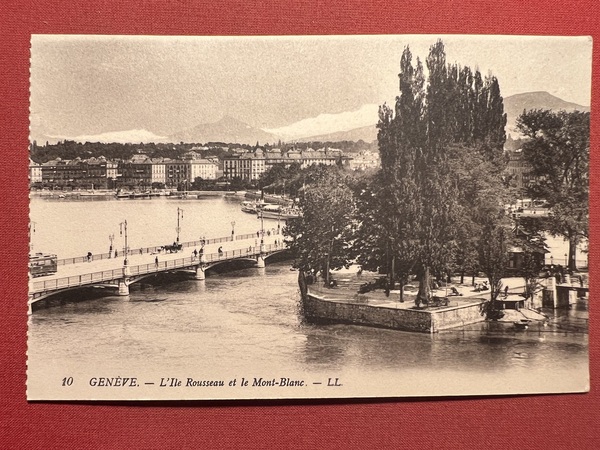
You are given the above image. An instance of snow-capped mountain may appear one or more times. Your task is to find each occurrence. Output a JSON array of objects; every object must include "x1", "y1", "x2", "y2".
[
  {"x1": 45, "y1": 129, "x2": 168, "y2": 144},
  {"x1": 171, "y1": 115, "x2": 279, "y2": 145},
  {"x1": 264, "y1": 104, "x2": 380, "y2": 141},
  {"x1": 35, "y1": 92, "x2": 588, "y2": 146},
  {"x1": 296, "y1": 125, "x2": 378, "y2": 143}
]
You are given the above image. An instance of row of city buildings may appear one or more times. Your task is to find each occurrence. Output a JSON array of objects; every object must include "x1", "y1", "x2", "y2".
[
  {"x1": 29, "y1": 153, "x2": 220, "y2": 190},
  {"x1": 29, "y1": 147, "x2": 381, "y2": 190},
  {"x1": 29, "y1": 144, "x2": 528, "y2": 191}
]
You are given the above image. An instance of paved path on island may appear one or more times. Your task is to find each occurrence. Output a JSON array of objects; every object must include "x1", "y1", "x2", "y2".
[{"x1": 308, "y1": 272, "x2": 529, "y2": 310}]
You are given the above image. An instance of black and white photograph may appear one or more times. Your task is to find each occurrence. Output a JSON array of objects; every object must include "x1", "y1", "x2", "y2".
[{"x1": 27, "y1": 34, "x2": 591, "y2": 400}]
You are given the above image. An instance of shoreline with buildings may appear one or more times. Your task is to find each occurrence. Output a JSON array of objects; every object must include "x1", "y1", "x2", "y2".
[{"x1": 29, "y1": 144, "x2": 381, "y2": 192}]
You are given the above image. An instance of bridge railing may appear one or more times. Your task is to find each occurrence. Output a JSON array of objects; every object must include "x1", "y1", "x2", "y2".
[
  {"x1": 31, "y1": 268, "x2": 125, "y2": 293},
  {"x1": 56, "y1": 235, "x2": 234, "y2": 266},
  {"x1": 55, "y1": 232, "x2": 288, "y2": 266},
  {"x1": 32, "y1": 243, "x2": 288, "y2": 294},
  {"x1": 235, "y1": 229, "x2": 281, "y2": 242},
  {"x1": 235, "y1": 232, "x2": 257, "y2": 241}
]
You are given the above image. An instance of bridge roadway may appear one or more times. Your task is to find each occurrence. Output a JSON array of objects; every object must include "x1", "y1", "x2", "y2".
[{"x1": 29, "y1": 233, "x2": 287, "y2": 306}]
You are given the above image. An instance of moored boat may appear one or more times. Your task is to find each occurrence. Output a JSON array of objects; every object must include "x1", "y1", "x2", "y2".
[
  {"x1": 241, "y1": 200, "x2": 258, "y2": 214},
  {"x1": 260, "y1": 204, "x2": 301, "y2": 220},
  {"x1": 241, "y1": 200, "x2": 278, "y2": 214}
]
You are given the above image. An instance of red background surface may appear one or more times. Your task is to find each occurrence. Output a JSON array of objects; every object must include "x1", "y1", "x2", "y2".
[{"x1": 1, "y1": 1, "x2": 598, "y2": 448}]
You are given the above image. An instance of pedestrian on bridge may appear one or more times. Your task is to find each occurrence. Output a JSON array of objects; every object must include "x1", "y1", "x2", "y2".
[
  {"x1": 155, "y1": 256, "x2": 159, "y2": 268},
  {"x1": 218, "y1": 246, "x2": 223, "y2": 257}
]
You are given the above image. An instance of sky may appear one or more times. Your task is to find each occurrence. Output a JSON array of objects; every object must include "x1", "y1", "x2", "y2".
[{"x1": 30, "y1": 34, "x2": 593, "y2": 141}]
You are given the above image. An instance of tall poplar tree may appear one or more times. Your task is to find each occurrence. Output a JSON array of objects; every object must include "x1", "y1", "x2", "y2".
[{"x1": 368, "y1": 39, "x2": 508, "y2": 307}]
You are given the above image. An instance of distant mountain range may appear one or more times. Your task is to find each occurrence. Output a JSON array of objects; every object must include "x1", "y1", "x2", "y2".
[
  {"x1": 170, "y1": 115, "x2": 279, "y2": 146},
  {"x1": 43, "y1": 129, "x2": 168, "y2": 145},
  {"x1": 296, "y1": 125, "x2": 378, "y2": 144},
  {"x1": 36, "y1": 91, "x2": 588, "y2": 146},
  {"x1": 503, "y1": 91, "x2": 589, "y2": 134},
  {"x1": 169, "y1": 105, "x2": 380, "y2": 145},
  {"x1": 290, "y1": 91, "x2": 589, "y2": 143},
  {"x1": 264, "y1": 104, "x2": 379, "y2": 142}
]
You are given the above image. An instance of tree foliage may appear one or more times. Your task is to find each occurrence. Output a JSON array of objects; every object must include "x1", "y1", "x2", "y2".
[
  {"x1": 258, "y1": 162, "x2": 302, "y2": 193},
  {"x1": 517, "y1": 109, "x2": 589, "y2": 271},
  {"x1": 363, "y1": 40, "x2": 508, "y2": 307},
  {"x1": 284, "y1": 168, "x2": 356, "y2": 285}
]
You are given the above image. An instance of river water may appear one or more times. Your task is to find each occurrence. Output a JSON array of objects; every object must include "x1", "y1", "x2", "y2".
[{"x1": 27, "y1": 195, "x2": 589, "y2": 400}]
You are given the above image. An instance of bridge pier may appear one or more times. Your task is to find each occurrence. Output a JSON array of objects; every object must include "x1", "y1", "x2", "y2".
[
  {"x1": 194, "y1": 266, "x2": 206, "y2": 280},
  {"x1": 118, "y1": 279, "x2": 130, "y2": 296},
  {"x1": 256, "y1": 255, "x2": 265, "y2": 268}
]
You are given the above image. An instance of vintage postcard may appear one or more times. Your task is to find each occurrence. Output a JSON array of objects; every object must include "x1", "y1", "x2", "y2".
[{"x1": 27, "y1": 34, "x2": 591, "y2": 400}]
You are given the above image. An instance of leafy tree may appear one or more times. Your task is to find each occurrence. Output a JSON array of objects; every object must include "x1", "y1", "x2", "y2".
[
  {"x1": 284, "y1": 169, "x2": 356, "y2": 287},
  {"x1": 517, "y1": 110, "x2": 589, "y2": 271},
  {"x1": 371, "y1": 40, "x2": 508, "y2": 307},
  {"x1": 258, "y1": 162, "x2": 302, "y2": 194},
  {"x1": 478, "y1": 216, "x2": 512, "y2": 306}
]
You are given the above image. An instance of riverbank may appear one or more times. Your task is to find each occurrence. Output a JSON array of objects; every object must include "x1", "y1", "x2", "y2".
[{"x1": 301, "y1": 269, "x2": 551, "y2": 333}]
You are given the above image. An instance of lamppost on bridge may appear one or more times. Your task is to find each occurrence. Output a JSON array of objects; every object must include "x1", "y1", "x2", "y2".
[
  {"x1": 176, "y1": 208, "x2": 184, "y2": 243},
  {"x1": 119, "y1": 220, "x2": 129, "y2": 266},
  {"x1": 259, "y1": 210, "x2": 265, "y2": 253},
  {"x1": 109, "y1": 233, "x2": 115, "y2": 258},
  {"x1": 277, "y1": 210, "x2": 281, "y2": 235},
  {"x1": 231, "y1": 221, "x2": 236, "y2": 241},
  {"x1": 29, "y1": 221, "x2": 36, "y2": 253}
]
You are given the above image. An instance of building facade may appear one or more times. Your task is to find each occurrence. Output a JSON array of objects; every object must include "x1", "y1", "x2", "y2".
[
  {"x1": 40, "y1": 157, "x2": 117, "y2": 189},
  {"x1": 348, "y1": 150, "x2": 380, "y2": 171},
  {"x1": 189, "y1": 159, "x2": 218, "y2": 180},
  {"x1": 29, "y1": 159, "x2": 43, "y2": 184},
  {"x1": 165, "y1": 160, "x2": 190, "y2": 189},
  {"x1": 506, "y1": 149, "x2": 533, "y2": 190},
  {"x1": 223, "y1": 148, "x2": 351, "y2": 181}
]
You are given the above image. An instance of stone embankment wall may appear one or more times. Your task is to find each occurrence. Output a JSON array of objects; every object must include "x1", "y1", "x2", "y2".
[
  {"x1": 303, "y1": 293, "x2": 485, "y2": 333},
  {"x1": 430, "y1": 302, "x2": 486, "y2": 331}
]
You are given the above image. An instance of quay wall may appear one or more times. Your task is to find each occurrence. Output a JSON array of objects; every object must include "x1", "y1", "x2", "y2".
[{"x1": 303, "y1": 293, "x2": 486, "y2": 333}]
